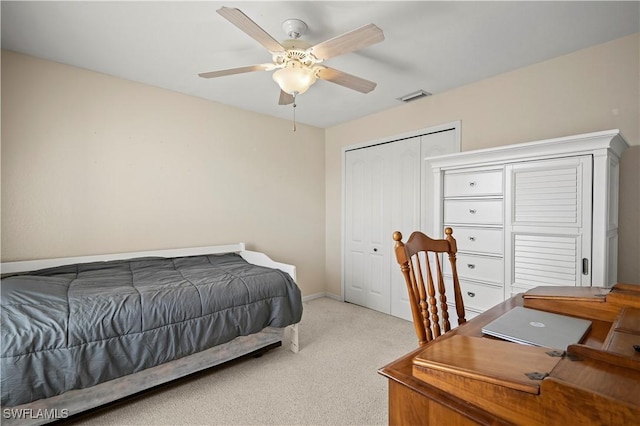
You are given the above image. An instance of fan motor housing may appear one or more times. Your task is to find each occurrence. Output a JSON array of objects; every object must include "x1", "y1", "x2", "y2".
[
  {"x1": 273, "y1": 42, "x2": 320, "y2": 67},
  {"x1": 286, "y1": 49, "x2": 313, "y2": 64}
]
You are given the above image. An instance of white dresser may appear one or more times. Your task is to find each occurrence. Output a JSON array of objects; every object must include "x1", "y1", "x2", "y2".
[
  {"x1": 429, "y1": 130, "x2": 628, "y2": 317},
  {"x1": 442, "y1": 166, "x2": 505, "y2": 318}
]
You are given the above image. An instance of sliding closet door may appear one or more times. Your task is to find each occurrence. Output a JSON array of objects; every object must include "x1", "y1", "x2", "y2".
[
  {"x1": 345, "y1": 129, "x2": 458, "y2": 320},
  {"x1": 344, "y1": 137, "x2": 421, "y2": 316},
  {"x1": 344, "y1": 143, "x2": 394, "y2": 313},
  {"x1": 390, "y1": 130, "x2": 459, "y2": 321},
  {"x1": 422, "y1": 130, "x2": 462, "y2": 236},
  {"x1": 344, "y1": 148, "x2": 368, "y2": 307},
  {"x1": 388, "y1": 138, "x2": 422, "y2": 319}
]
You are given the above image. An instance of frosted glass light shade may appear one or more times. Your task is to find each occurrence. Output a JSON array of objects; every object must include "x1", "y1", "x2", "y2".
[{"x1": 272, "y1": 65, "x2": 317, "y2": 95}]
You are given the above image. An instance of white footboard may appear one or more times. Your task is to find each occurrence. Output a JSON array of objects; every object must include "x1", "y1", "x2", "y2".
[
  {"x1": 239, "y1": 250, "x2": 297, "y2": 281},
  {"x1": 240, "y1": 249, "x2": 300, "y2": 353}
]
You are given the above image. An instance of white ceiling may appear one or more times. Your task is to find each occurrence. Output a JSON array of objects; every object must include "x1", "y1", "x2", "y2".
[{"x1": 2, "y1": 1, "x2": 639, "y2": 128}]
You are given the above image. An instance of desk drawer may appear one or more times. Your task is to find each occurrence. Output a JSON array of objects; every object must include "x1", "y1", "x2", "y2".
[
  {"x1": 603, "y1": 307, "x2": 640, "y2": 357},
  {"x1": 450, "y1": 227, "x2": 503, "y2": 255},
  {"x1": 444, "y1": 169, "x2": 503, "y2": 197},
  {"x1": 603, "y1": 331, "x2": 640, "y2": 358},
  {"x1": 444, "y1": 200, "x2": 503, "y2": 225},
  {"x1": 451, "y1": 253, "x2": 503, "y2": 284}
]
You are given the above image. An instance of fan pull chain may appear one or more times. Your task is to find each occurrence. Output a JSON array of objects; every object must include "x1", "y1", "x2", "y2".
[{"x1": 292, "y1": 93, "x2": 297, "y2": 132}]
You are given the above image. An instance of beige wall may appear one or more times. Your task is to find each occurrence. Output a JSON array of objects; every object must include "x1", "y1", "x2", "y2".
[
  {"x1": 3, "y1": 33, "x2": 639, "y2": 300},
  {"x1": 1, "y1": 50, "x2": 327, "y2": 297},
  {"x1": 325, "y1": 33, "x2": 640, "y2": 296}
]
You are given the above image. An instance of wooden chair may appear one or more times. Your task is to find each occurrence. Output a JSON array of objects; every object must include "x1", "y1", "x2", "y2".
[{"x1": 393, "y1": 227, "x2": 466, "y2": 345}]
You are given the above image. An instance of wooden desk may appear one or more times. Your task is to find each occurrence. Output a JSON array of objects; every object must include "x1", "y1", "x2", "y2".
[{"x1": 378, "y1": 284, "x2": 640, "y2": 425}]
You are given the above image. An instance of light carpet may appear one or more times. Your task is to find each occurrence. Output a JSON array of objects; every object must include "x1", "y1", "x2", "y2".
[{"x1": 70, "y1": 297, "x2": 418, "y2": 425}]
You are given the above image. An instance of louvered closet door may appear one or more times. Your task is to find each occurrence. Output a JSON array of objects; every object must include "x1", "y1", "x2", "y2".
[{"x1": 505, "y1": 156, "x2": 593, "y2": 295}]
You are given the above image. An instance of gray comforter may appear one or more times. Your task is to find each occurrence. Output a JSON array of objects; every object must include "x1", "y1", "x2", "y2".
[{"x1": 1, "y1": 253, "x2": 303, "y2": 407}]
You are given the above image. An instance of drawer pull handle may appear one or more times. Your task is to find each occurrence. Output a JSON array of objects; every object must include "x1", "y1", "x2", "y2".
[
  {"x1": 467, "y1": 264, "x2": 475, "y2": 269},
  {"x1": 469, "y1": 209, "x2": 476, "y2": 214},
  {"x1": 467, "y1": 292, "x2": 476, "y2": 298},
  {"x1": 468, "y1": 236, "x2": 476, "y2": 242},
  {"x1": 469, "y1": 181, "x2": 477, "y2": 187}
]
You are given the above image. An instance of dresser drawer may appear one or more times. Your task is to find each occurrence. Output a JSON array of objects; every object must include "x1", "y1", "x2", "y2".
[
  {"x1": 445, "y1": 280, "x2": 503, "y2": 312},
  {"x1": 448, "y1": 253, "x2": 503, "y2": 284},
  {"x1": 444, "y1": 169, "x2": 503, "y2": 197},
  {"x1": 444, "y1": 200, "x2": 503, "y2": 225},
  {"x1": 460, "y1": 280, "x2": 503, "y2": 311},
  {"x1": 449, "y1": 227, "x2": 503, "y2": 255}
]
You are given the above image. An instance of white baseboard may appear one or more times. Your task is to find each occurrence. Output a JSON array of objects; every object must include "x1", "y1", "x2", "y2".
[
  {"x1": 324, "y1": 292, "x2": 342, "y2": 301},
  {"x1": 302, "y1": 292, "x2": 343, "y2": 302}
]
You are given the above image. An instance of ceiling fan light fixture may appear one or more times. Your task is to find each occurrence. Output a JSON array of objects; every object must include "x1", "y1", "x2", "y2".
[{"x1": 272, "y1": 62, "x2": 317, "y2": 95}]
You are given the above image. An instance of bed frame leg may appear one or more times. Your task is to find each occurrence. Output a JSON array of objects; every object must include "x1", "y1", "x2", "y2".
[{"x1": 290, "y1": 323, "x2": 299, "y2": 353}]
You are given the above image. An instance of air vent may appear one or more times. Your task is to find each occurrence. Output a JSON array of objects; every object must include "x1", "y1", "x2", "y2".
[{"x1": 397, "y1": 90, "x2": 432, "y2": 102}]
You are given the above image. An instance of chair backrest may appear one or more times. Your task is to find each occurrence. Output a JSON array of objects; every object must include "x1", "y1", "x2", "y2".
[{"x1": 392, "y1": 227, "x2": 466, "y2": 345}]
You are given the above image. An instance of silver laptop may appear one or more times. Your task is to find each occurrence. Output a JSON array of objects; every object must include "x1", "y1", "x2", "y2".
[{"x1": 481, "y1": 306, "x2": 591, "y2": 350}]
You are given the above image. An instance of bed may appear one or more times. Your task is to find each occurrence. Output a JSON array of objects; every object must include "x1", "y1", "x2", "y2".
[{"x1": 0, "y1": 243, "x2": 302, "y2": 425}]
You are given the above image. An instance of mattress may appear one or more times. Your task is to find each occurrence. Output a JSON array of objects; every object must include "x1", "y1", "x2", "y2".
[{"x1": 1, "y1": 253, "x2": 303, "y2": 406}]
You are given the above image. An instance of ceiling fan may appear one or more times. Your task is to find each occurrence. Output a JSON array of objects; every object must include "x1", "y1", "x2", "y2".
[{"x1": 199, "y1": 7, "x2": 385, "y2": 106}]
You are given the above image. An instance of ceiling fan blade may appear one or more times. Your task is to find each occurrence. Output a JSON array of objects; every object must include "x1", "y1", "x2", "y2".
[
  {"x1": 198, "y1": 64, "x2": 271, "y2": 79},
  {"x1": 278, "y1": 90, "x2": 295, "y2": 105},
  {"x1": 310, "y1": 23, "x2": 384, "y2": 60},
  {"x1": 217, "y1": 7, "x2": 285, "y2": 53},
  {"x1": 317, "y1": 67, "x2": 377, "y2": 94}
]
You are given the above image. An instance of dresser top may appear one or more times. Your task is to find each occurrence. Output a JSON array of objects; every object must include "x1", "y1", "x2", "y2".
[{"x1": 428, "y1": 129, "x2": 628, "y2": 169}]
